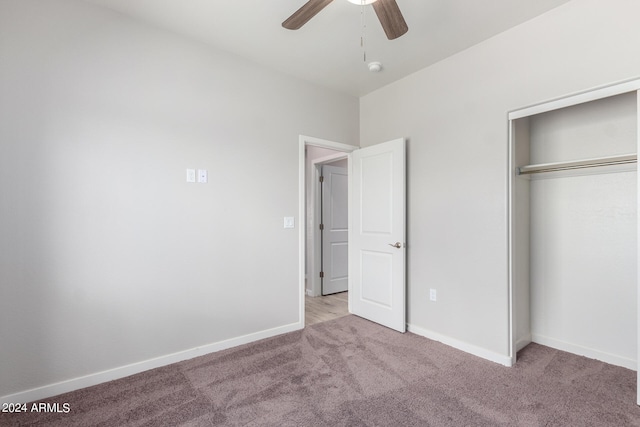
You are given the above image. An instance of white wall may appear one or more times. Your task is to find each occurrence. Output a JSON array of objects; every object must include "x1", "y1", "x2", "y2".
[
  {"x1": 0, "y1": 0, "x2": 358, "y2": 401},
  {"x1": 360, "y1": 0, "x2": 640, "y2": 363},
  {"x1": 529, "y1": 93, "x2": 637, "y2": 368}
]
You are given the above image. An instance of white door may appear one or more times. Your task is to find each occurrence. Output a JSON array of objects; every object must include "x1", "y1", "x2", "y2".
[
  {"x1": 321, "y1": 165, "x2": 349, "y2": 295},
  {"x1": 349, "y1": 138, "x2": 406, "y2": 332}
]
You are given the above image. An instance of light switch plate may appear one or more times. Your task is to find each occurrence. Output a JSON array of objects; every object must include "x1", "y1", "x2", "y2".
[
  {"x1": 284, "y1": 217, "x2": 295, "y2": 229},
  {"x1": 197, "y1": 169, "x2": 208, "y2": 183},
  {"x1": 186, "y1": 169, "x2": 196, "y2": 183}
]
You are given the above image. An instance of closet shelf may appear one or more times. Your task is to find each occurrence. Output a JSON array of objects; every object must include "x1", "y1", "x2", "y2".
[{"x1": 517, "y1": 153, "x2": 637, "y2": 175}]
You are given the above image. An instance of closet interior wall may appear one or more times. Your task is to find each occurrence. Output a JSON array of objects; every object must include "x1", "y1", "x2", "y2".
[{"x1": 511, "y1": 87, "x2": 639, "y2": 373}]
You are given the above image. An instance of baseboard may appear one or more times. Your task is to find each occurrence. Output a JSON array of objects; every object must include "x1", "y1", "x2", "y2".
[
  {"x1": 531, "y1": 333, "x2": 637, "y2": 371},
  {"x1": 408, "y1": 323, "x2": 513, "y2": 367},
  {"x1": 515, "y1": 334, "x2": 533, "y2": 353},
  {"x1": 1, "y1": 321, "x2": 303, "y2": 406}
]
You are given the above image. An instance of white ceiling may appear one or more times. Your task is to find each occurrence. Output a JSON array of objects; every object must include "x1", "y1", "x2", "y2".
[{"x1": 82, "y1": 0, "x2": 571, "y2": 97}]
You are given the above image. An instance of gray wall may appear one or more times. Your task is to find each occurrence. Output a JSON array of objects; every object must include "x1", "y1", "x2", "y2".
[
  {"x1": 0, "y1": 0, "x2": 358, "y2": 399},
  {"x1": 360, "y1": 0, "x2": 640, "y2": 363}
]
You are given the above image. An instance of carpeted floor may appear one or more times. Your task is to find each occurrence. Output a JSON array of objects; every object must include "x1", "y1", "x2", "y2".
[{"x1": 2, "y1": 315, "x2": 639, "y2": 426}]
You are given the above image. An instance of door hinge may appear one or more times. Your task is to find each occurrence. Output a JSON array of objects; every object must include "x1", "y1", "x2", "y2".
[
  {"x1": 320, "y1": 271, "x2": 324, "y2": 278},
  {"x1": 319, "y1": 175, "x2": 324, "y2": 183},
  {"x1": 320, "y1": 223, "x2": 324, "y2": 230}
]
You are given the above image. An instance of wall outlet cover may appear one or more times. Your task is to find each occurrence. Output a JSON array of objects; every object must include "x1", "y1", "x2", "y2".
[{"x1": 284, "y1": 217, "x2": 295, "y2": 229}]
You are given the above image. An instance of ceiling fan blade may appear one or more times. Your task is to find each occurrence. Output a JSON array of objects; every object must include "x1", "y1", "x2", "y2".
[
  {"x1": 372, "y1": 0, "x2": 408, "y2": 40},
  {"x1": 282, "y1": 0, "x2": 335, "y2": 30}
]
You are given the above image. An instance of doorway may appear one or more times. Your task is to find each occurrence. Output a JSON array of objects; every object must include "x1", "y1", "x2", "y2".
[
  {"x1": 306, "y1": 160, "x2": 348, "y2": 325},
  {"x1": 298, "y1": 135, "x2": 407, "y2": 332},
  {"x1": 299, "y1": 136, "x2": 358, "y2": 326},
  {"x1": 311, "y1": 158, "x2": 349, "y2": 296}
]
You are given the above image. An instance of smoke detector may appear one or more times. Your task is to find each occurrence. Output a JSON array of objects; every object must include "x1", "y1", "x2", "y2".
[{"x1": 368, "y1": 62, "x2": 383, "y2": 73}]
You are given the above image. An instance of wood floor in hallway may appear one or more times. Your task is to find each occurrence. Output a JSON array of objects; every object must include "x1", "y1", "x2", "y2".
[{"x1": 305, "y1": 291, "x2": 349, "y2": 326}]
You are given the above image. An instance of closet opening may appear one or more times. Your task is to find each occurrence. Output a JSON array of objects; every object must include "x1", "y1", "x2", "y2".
[{"x1": 508, "y1": 79, "x2": 640, "y2": 404}]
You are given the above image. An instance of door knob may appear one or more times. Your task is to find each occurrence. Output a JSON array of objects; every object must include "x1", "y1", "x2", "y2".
[{"x1": 388, "y1": 242, "x2": 402, "y2": 249}]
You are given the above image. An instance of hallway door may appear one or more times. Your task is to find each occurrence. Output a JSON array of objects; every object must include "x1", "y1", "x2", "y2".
[{"x1": 321, "y1": 165, "x2": 348, "y2": 295}]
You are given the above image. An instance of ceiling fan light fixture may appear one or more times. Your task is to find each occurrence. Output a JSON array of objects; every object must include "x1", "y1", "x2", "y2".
[{"x1": 347, "y1": 0, "x2": 378, "y2": 5}]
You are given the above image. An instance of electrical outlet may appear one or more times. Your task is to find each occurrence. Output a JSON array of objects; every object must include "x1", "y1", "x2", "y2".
[
  {"x1": 429, "y1": 289, "x2": 437, "y2": 302},
  {"x1": 186, "y1": 169, "x2": 196, "y2": 183}
]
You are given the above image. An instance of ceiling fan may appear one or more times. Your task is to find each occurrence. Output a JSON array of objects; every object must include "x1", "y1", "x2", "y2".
[{"x1": 282, "y1": 0, "x2": 408, "y2": 40}]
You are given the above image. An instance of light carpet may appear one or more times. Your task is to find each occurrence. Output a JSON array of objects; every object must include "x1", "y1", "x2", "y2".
[{"x1": 2, "y1": 315, "x2": 639, "y2": 426}]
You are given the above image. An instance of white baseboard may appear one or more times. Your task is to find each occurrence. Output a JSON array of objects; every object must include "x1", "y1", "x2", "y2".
[
  {"x1": 408, "y1": 323, "x2": 513, "y2": 367},
  {"x1": 515, "y1": 333, "x2": 533, "y2": 353},
  {"x1": 1, "y1": 321, "x2": 303, "y2": 406},
  {"x1": 532, "y1": 333, "x2": 637, "y2": 371}
]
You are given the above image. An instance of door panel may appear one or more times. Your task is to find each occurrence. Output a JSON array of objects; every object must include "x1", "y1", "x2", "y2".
[
  {"x1": 361, "y1": 251, "x2": 393, "y2": 307},
  {"x1": 350, "y1": 138, "x2": 406, "y2": 332},
  {"x1": 322, "y1": 165, "x2": 349, "y2": 295},
  {"x1": 361, "y1": 153, "x2": 393, "y2": 233}
]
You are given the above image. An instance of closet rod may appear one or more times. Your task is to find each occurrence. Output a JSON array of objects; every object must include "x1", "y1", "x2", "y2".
[{"x1": 518, "y1": 153, "x2": 637, "y2": 175}]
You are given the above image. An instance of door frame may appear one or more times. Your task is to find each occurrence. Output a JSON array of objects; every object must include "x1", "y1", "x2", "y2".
[{"x1": 299, "y1": 135, "x2": 359, "y2": 327}]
